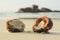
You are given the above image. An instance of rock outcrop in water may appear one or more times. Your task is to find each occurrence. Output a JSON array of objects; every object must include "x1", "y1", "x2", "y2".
[{"x1": 16, "y1": 4, "x2": 60, "y2": 13}]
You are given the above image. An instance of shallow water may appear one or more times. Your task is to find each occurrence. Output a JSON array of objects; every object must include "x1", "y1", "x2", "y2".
[{"x1": 0, "y1": 12, "x2": 60, "y2": 19}]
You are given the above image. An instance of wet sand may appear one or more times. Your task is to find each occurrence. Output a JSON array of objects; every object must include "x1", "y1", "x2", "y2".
[{"x1": 0, "y1": 18, "x2": 60, "y2": 40}]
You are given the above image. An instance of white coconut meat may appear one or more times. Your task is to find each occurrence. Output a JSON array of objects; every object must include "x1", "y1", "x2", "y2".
[{"x1": 34, "y1": 21, "x2": 44, "y2": 30}]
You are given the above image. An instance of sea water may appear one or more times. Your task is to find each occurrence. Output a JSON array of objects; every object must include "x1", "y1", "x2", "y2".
[{"x1": 0, "y1": 12, "x2": 60, "y2": 19}]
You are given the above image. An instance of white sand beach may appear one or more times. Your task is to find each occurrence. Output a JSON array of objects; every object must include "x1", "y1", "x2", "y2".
[{"x1": 0, "y1": 18, "x2": 60, "y2": 40}]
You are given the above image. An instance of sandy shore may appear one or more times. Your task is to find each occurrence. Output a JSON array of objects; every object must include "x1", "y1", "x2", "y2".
[{"x1": 0, "y1": 18, "x2": 60, "y2": 40}]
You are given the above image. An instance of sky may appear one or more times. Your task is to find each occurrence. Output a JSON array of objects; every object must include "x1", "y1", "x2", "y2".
[{"x1": 0, "y1": 0, "x2": 60, "y2": 12}]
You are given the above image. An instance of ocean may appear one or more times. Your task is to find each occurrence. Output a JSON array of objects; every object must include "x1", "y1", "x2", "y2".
[{"x1": 0, "y1": 12, "x2": 60, "y2": 19}]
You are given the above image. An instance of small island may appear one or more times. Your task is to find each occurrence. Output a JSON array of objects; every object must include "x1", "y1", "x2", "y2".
[{"x1": 16, "y1": 4, "x2": 60, "y2": 13}]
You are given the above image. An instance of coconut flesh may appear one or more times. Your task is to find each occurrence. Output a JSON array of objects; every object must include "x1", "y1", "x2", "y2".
[{"x1": 34, "y1": 21, "x2": 44, "y2": 30}]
